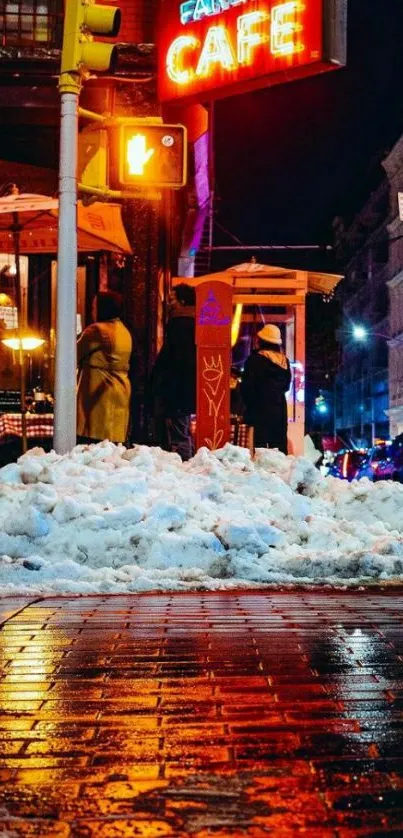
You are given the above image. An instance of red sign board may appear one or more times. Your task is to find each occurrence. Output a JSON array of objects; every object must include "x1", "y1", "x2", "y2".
[
  {"x1": 158, "y1": 0, "x2": 347, "y2": 105},
  {"x1": 195, "y1": 281, "x2": 232, "y2": 451}
]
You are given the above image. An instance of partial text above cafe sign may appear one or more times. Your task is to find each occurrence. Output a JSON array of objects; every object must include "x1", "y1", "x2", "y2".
[{"x1": 158, "y1": 0, "x2": 347, "y2": 105}]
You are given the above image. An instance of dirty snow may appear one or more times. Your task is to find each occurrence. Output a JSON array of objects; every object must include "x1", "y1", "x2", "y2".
[{"x1": 0, "y1": 441, "x2": 402, "y2": 593}]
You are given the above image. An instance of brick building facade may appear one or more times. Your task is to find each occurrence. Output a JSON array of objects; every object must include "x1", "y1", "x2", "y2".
[
  {"x1": 0, "y1": 0, "x2": 157, "y2": 52},
  {"x1": 117, "y1": 0, "x2": 158, "y2": 43},
  {"x1": 0, "y1": 0, "x2": 171, "y2": 443}
]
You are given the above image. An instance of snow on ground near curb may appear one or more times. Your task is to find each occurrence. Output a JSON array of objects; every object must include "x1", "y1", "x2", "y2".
[{"x1": 0, "y1": 441, "x2": 402, "y2": 593}]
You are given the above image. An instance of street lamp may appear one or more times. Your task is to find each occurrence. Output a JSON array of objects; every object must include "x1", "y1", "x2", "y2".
[
  {"x1": 352, "y1": 324, "x2": 368, "y2": 342},
  {"x1": 352, "y1": 324, "x2": 389, "y2": 341},
  {"x1": 351, "y1": 323, "x2": 389, "y2": 446},
  {"x1": 2, "y1": 333, "x2": 44, "y2": 351},
  {"x1": 315, "y1": 395, "x2": 329, "y2": 439}
]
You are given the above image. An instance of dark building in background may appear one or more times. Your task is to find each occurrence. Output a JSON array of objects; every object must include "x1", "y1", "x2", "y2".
[
  {"x1": 333, "y1": 179, "x2": 390, "y2": 446},
  {"x1": 383, "y1": 135, "x2": 403, "y2": 438}
]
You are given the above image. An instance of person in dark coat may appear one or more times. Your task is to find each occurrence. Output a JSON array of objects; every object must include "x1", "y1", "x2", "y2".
[
  {"x1": 151, "y1": 283, "x2": 196, "y2": 460},
  {"x1": 241, "y1": 324, "x2": 291, "y2": 454}
]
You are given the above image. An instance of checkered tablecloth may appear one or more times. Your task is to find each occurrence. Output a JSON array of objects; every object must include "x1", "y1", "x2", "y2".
[
  {"x1": 0, "y1": 413, "x2": 53, "y2": 444},
  {"x1": 231, "y1": 422, "x2": 251, "y2": 448}
]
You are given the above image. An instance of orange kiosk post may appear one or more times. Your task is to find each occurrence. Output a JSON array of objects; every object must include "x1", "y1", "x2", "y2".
[{"x1": 195, "y1": 281, "x2": 232, "y2": 451}]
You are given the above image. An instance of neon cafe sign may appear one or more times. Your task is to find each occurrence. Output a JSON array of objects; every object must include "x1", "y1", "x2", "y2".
[{"x1": 158, "y1": 0, "x2": 347, "y2": 104}]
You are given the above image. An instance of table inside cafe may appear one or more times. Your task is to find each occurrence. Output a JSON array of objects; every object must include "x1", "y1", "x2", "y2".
[{"x1": 0, "y1": 391, "x2": 53, "y2": 448}]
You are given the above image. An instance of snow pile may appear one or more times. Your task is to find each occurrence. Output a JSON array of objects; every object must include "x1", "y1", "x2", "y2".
[{"x1": 0, "y1": 441, "x2": 402, "y2": 593}]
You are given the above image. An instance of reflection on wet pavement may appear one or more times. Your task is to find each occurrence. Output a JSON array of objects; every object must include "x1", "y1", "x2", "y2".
[{"x1": 1, "y1": 590, "x2": 403, "y2": 835}]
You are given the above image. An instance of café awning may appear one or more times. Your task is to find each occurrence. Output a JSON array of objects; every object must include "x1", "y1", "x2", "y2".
[
  {"x1": 174, "y1": 262, "x2": 343, "y2": 296},
  {"x1": 0, "y1": 194, "x2": 132, "y2": 254}
]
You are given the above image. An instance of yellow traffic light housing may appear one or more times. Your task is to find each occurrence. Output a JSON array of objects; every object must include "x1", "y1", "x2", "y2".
[
  {"x1": 115, "y1": 121, "x2": 187, "y2": 190},
  {"x1": 77, "y1": 125, "x2": 108, "y2": 191},
  {"x1": 61, "y1": 0, "x2": 121, "y2": 78}
]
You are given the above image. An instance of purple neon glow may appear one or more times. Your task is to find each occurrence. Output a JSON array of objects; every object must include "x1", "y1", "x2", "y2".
[{"x1": 194, "y1": 132, "x2": 210, "y2": 209}]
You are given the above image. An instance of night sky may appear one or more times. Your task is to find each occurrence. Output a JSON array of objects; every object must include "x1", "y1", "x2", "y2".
[{"x1": 214, "y1": 0, "x2": 403, "y2": 268}]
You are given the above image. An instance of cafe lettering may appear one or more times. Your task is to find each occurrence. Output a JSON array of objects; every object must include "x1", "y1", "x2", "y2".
[{"x1": 158, "y1": 0, "x2": 346, "y2": 104}]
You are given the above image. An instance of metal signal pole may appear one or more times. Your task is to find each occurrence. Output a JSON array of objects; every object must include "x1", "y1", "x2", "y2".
[
  {"x1": 54, "y1": 0, "x2": 121, "y2": 453},
  {"x1": 54, "y1": 88, "x2": 79, "y2": 454}
]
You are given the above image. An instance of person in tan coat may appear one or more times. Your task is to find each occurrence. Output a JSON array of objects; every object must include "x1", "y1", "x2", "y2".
[{"x1": 77, "y1": 291, "x2": 132, "y2": 444}]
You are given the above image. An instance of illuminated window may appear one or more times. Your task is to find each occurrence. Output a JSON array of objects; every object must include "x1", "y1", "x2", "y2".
[{"x1": 0, "y1": 0, "x2": 63, "y2": 47}]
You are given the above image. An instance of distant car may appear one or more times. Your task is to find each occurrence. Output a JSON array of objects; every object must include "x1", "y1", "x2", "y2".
[
  {"x1": 328, "y1": 449, "x2": 368, "y2": 481},
  {"x1": 355, "y1": 445, "x2": 394, "y2": 482},
  {"x1": 356, "y1": 437, "x2": 403, "y2": 483}
]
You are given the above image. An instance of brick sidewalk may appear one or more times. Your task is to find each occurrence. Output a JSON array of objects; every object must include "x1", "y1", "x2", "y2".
[{"x1": 1, "y1": 590, "x2": 403, "y2": 836}]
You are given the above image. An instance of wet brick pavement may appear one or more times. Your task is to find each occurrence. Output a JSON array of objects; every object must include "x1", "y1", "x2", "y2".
[{"x1": 1, "y1": 590, "x2": 403, "y2": 836}]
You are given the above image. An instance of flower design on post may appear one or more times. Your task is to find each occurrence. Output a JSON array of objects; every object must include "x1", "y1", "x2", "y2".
[{"x1": 202, "y1": 353, "x2": 225, "y2": 450}]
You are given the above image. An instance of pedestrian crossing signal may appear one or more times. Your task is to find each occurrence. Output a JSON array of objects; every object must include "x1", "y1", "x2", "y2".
[{"x1": 117, "y1": 122, "x2": 187, "y2": 189}]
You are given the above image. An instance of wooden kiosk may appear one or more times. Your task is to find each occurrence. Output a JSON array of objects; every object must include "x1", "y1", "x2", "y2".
[{"x1": 174, "y1": 263, "x2": 342, "y2": 456}]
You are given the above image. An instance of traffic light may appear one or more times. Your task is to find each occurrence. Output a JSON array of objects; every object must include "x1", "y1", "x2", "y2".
[
  {"x1": 115, "y1": 122, "x2": 187, "y2": 189},
  {"x1": 61, "y1": 0, "x2": 121, "y2": 76},
  {"x1": 315, "y1": 394, "x2": 328, "y2": 414}
]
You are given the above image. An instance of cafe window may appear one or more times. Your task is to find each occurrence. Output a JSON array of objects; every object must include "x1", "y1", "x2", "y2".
[{"x1": 1, "y1": 0, "x2": 62, "y2": 47}]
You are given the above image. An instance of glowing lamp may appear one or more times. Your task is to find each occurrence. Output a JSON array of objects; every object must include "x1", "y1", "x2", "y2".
[
  {"x1": 2, "y1": 332, "x2": 45, "y2": 351},
  {"x1": 352, "y1": 324, "x2": 367, "y2": 342}
]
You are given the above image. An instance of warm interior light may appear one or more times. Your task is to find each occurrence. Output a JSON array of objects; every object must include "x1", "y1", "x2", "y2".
[
  {"x1": 231, "y1": 303, "x2": 243, "y2": 347},
  {"x1": 2, "y1": 335, "x2": 45, "y2": 351},
  {"x1": 0, "y1": 292, "x2": 13, "y2": 307}
]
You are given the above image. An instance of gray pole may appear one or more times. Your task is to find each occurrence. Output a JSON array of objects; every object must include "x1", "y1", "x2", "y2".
[
  {"x1": 370, "y1": 345, "x2": 375, "y2": 446},
  {"x1": 360, "y1": 358, "x2": 364, "y2": 441},
  {"x1": 54, "y1": 91, "x2": 78, "y2": 454},
  {"x1": 12, "y1": 215, "x2": 28, "y2": 454}
]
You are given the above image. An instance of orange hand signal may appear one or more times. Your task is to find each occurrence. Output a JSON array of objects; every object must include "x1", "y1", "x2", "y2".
[{"x1": 127, "y1": 134, "x2": 155, "y2": 176}]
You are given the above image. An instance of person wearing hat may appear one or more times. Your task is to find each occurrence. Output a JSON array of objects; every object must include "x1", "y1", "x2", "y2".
[{"x1": 241, "y1": 324, "x2": 291, "y2": 454}]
